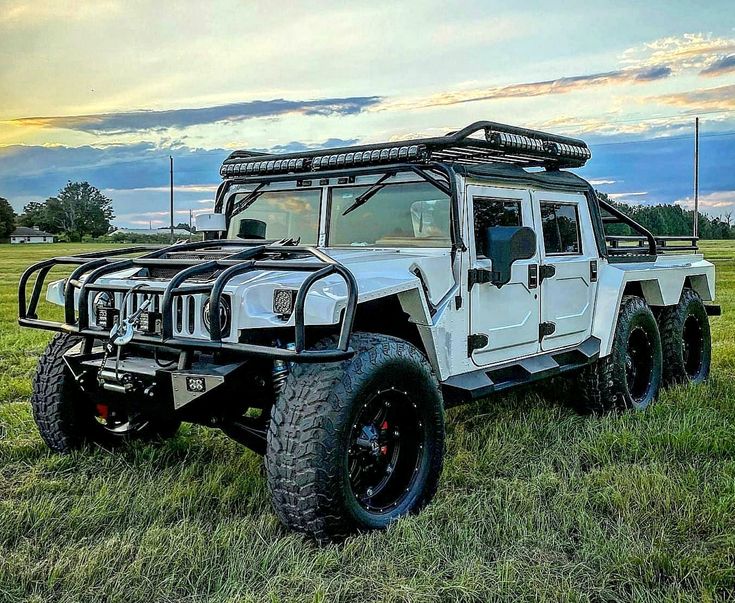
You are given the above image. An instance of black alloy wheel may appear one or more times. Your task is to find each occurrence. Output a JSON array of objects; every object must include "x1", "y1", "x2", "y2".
[
  {"x1": 625, "y1": 325, "x2": 655, "y2": 404},
  {"x1": 347, "y1": 388, "x2": 424, "y2": 514}
]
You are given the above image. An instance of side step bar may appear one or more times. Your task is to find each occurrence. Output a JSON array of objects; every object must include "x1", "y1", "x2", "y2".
[{"x1": 441, "y1": 336, "x2": 600, "y2": 405}]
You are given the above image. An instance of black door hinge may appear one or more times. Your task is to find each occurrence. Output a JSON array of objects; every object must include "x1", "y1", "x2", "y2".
[
  {"x1": 468, "y1": 268, "x2": 496, "y2": 290},
  {"x1": 539, "y1": 264, "x2": 556, "y2": 283},
  {"x1": 467, "y1": 333, "x2": 489, "y2": 356},
  {"x1": 539, "y1": 321, "x2": 556, "y2": 340},
  {"x1": 590, "y1": 260, "x2": 598, "y2": 282}
]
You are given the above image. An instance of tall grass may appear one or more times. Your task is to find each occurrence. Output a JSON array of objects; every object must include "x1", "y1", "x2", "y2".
[{"x1": 1, "y1": 242, "x2": 734, "y2": 602}]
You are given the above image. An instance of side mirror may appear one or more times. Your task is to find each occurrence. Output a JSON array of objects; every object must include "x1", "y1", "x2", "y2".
[
  {"x1": 195, "y1": 213, "x2": 227, "y2": 240},
  {"x1": 482, "y1": 226, "x2": 536, "y2": 287}
]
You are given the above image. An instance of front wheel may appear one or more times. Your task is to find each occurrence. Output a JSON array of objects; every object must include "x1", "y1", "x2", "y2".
[
  {"x1": 578, "y1": 295, "x2": 663, "y2": 413},
  {"x1": 265, "y1": 333, "x2": 445, "y2": 541}
]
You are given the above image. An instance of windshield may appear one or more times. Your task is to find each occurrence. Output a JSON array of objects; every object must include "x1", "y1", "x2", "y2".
[
  {"x1": 328, "y1": 181, "x2": 451, "y2": 247},
  {"x1": 227, "y1": 189, "x2": 320, "y2": 243}
]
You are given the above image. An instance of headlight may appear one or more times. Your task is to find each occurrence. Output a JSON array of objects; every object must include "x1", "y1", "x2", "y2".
[
  {"x1": 93, "y1": 291, "x2": 114, "y2": 309},
  {"x1": 273, "y1": 289, "x2": 296, "y2": 317},
  {"x1": 202, "y1": 296, "x2": 231, "y2": 336}
]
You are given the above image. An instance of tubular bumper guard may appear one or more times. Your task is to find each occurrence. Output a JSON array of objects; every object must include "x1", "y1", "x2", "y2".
[{"x1": 18, "y1": 241, "x2": 358, "y2": 362}]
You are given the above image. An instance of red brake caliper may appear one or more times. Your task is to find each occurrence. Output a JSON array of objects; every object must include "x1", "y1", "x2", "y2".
[
  {"x1": 380, "y1": 420, "x2": 389, "y2": 455},
  {"x1": 96, "y1": 403, "x2": 109, "y2": 421}
]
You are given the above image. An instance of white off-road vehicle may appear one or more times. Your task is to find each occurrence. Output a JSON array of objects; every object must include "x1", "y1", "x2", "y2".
[{"x1": 20, "y1": 121, "x2": 719, "y2": 540}]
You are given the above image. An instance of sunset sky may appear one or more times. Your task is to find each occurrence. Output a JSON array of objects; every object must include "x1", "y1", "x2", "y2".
[{"x1": 1, "y1": 0, "x2": 734, "y2": 228}]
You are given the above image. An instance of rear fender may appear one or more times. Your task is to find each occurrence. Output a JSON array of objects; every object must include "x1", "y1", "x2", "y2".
[{"x1": 592, "y1": 258, "x2": 715, "y2": 356}]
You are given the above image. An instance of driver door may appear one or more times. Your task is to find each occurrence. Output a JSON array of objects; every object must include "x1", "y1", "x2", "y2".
[{"x1": 468, "y1": 186, "x2": 540, "y2": 367}]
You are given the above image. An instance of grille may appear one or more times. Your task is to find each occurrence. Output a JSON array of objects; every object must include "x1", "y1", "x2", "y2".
[{"x1": 91, "y1": 291, "x2": 209, "y2": 337}]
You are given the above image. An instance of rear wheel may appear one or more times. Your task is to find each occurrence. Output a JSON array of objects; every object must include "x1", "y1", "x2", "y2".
[
  {"x1": 658, "y1": 288, "x2": 711, "y2": 385},
  {"x1": 32, "y1": 333, "x2": 180, "y2": 453},
  {"x1": 578, "y1": 296, "x2": 662, "y2": 413},
  {"x1": 265, "y1": 333, "x2": 445, "y2": 541}
]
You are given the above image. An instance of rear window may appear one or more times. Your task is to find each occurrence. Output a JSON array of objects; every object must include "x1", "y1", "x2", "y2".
[
  {"x1": 328, "y1": 182, "x2": 451, "y2": 248},
  {"x1": 540, "y1": 202, "x2": 581, "y2": 254}
]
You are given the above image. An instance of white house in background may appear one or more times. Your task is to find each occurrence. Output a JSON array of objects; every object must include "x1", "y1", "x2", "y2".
[{"x1": 10, "y1": 226, "x2": 55, "y2": 244}]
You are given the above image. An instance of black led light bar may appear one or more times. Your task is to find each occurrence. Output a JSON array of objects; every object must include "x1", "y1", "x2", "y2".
[{"x1": 220, "y1": 120, "x2": 591, "y2": 178}]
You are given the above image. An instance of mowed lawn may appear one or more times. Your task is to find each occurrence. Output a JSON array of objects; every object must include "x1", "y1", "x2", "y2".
[{"x1": 1, "y1": 242, "x2": 734, "y2": 603}]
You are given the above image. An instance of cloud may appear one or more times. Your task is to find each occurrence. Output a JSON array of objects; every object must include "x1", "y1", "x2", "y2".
[
  {"x1": 383, "y1": 32, "x2": 735, "y2": 112},
  {"x1": 579, "y1": 133, "x2": 735, "y2": 209},
  {"x1": 621, "y1": 33, "x2": 735, "y2": 72},
  {"x1": 609, "y1": 192, "x2": 648, "y2": 200},
  {"x1": 674, "y1": 191, "x2": 735, "y2": 217},
  {"x1": 7, "y1": 97, "x2": 382, "y2": 134},
  {"x1": 387, "y1": 65, "x2": 673, "y2": 110},
  {"x1": 588, "y1": 179, "x2": 617, "y2": 186},
  {"x1": 255, "y1": 138, "x2": 359, "y2": 154},
  {"x1": 652, "y1": 84, "x2": 735, "y2": 112},
  {"x1": 700, "y1": 54, "x2": 735, "y2": 77}
]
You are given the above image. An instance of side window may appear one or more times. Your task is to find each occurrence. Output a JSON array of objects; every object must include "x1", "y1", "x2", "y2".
[
  {"x1": 473, "y1": 197, "x2": 521, "y2": 257},
  {"x1": 540, "y1": 202, "x2": 581, "y2": 254}
]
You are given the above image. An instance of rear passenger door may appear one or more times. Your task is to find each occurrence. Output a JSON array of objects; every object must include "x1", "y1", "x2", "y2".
[{"x1": 533, "y1": 191, "x2": 598, "y2": 351}]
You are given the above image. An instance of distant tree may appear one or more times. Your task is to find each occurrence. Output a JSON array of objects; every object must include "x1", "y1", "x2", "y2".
[
  {"x1": 0, "y1": 197, "x2": 16, "y2": 239},
  {"x1": 18, "y1": 200, "x2": 56, "y2": 232},
  {"x1": 19, "y1": 182, "x2": 114, "y2": 241}
]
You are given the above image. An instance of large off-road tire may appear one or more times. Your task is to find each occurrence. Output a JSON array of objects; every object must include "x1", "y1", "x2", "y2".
[
  {"x1": 265, "y1": 333, "x2": 445, "y2": 541},
  {"x1": 32, "y1": 333, "x2": 180, "y2": 453},
  {"x1": 658, "y1": 288, "x2": 711, "y2": 386},
  {"x1": 578, "y1": 295, "x2": 662, "y2": 413}
]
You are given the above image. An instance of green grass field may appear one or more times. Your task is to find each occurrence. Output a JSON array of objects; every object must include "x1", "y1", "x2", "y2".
[{"x1": 1, "y1": 242, "x2": 734, "y2": 603}]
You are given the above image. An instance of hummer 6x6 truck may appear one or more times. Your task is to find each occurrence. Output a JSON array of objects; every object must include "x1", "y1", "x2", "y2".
[{"x1": 20, "y1": 121, "x2": 719, "y2": 540}]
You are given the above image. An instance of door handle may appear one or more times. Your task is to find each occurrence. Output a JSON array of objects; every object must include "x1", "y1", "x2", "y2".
[
  {"x1": 539, "y1": 264, "x2": 556, "y2": 283},
  {"x1": 528, "y1": 264, "x2": 538, "y2": 289}
]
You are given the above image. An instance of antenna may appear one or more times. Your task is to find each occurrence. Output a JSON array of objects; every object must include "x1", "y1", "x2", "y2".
[
  {"x1": 693, "y1": 117, "x2": 700, "y2": 238},
  {"x1": 169, "y1": 155, "x2": 175, "y2": 243}
]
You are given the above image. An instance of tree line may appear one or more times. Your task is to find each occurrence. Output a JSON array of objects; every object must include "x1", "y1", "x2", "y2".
[{"x1": 598, "y1": 192, "x2": 733, "y2": 240}]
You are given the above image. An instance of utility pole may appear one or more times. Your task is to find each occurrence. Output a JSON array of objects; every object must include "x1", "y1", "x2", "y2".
[
  {"x1": 169, "y1": 155, "x2": 175, "y2": 243},
  {"x1": 693, "y1": 117, "x2": 700, "y2": 239},
  {"x1": 189, "y1": 208, "x2": 193, "y2": 241}
]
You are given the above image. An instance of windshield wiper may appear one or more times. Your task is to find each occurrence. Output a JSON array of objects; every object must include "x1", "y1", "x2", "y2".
[
  {"x1": 231, "y1": 182, "x2": 269, "y2": 215},
  {"x1": 341, "y1": 171, "x2": 396, "y2": 216}
]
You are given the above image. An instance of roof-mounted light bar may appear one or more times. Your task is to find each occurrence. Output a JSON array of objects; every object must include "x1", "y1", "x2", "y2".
[
  {"x1": 220, "y1": 144, "x2": 426, "y2": 177},
  {"x1": 220, "y1": 120, "x2": 592, "y2": 178},
  {"x1": 486, "y1": 130, "x2": 591, "y2": 162}
]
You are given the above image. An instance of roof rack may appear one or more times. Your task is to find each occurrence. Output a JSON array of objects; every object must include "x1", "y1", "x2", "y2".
[{"x1": 220, "y1": 121, "x2": 591, "y2": 178}]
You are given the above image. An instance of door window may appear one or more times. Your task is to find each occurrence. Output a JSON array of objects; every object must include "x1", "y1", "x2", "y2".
[
  {"x1": 473, "y1": 197, "x2": 522, "y2": 258},
  {"x1": 540, "y1": 202, "x2": 581, "y2": 255}
]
